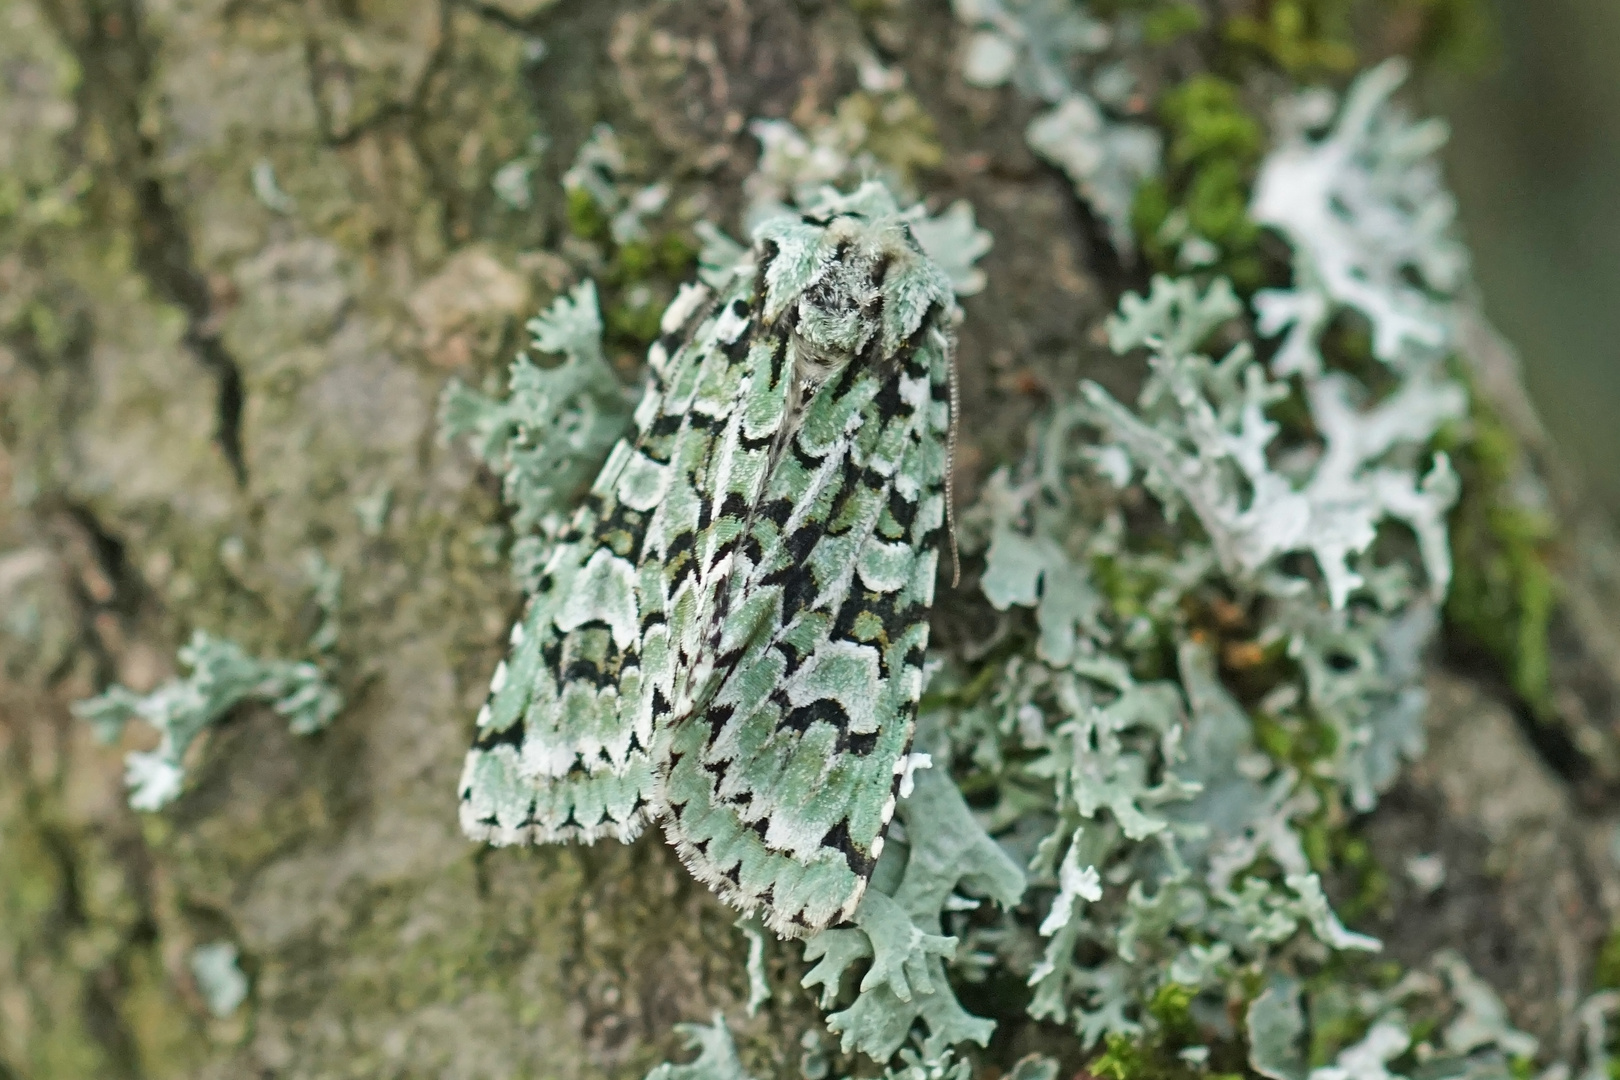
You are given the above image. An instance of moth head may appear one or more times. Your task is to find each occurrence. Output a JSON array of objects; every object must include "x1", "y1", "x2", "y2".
[
  {"x1": 789, "y1": 222, "x2": 891, "y2": 376},
  {"x1": 754, "y1": 198, "x2": 955, "y2": 376}
]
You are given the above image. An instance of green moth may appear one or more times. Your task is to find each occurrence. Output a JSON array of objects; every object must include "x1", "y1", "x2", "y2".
[{"x1": 458, "y1": 183, "x2": 958, "y2": 938}]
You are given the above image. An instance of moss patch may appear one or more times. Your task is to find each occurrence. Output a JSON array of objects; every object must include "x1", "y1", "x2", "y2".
[
  {"x1": 1132, "y1": 75, "x2": 1266, "y2": 290},
  {"x1": 1596, "y1": 926, "x2": 1620, "y2": 990},
  {"x1": 1218, "y1": 0, "x2": 1496, "y2": 76},
  {"x1": 1224, "y1": 0, "x2": 1358, "y2": 76},
  {"x1": 562, "y1": 175, "x2": 698, "y2": 355},
  {"x1": 1440, "y1": 389, "x2": 1559, "y2": 719},
  {"x1": 1086, "y1": 984, "x2": 1249, "y2": 1080}
]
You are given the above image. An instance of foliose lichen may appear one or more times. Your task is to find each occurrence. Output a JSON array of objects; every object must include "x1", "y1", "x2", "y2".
[
  {"x1": 188, "y1": 942, "x2": 250, "y2": 1019},
  {"x1": 74, "y1": 604, "x2": 343, "y2": 812},
  {"x1": 801, "y1": 763, "x2": 1027, "y2": 1064},
  {"x1": 951, "y1": 0, "x2": 1162, "y2": 255},
  {"x1": 438, "y1": 279, "x2": 633, "y2": 588},
  {"x1": 645, "y1": 1015, "x2": 760, "y2": 1080}
]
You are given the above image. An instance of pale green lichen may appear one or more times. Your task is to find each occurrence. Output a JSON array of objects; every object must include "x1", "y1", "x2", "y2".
[
  {"x1": 73, "y1": 552, "x2": 343, "y2": 811},
  {"x1": 438, "y1": 279, "x2": 631, "y2": 585},
  {"x1": 74, "y1": 629, "x2": 342, "y2": 811},
  {"x1": 1086, "y1": 275, "x2": 1462, "y2": 611},
  {"x1": 1252, "y1": 60, "x2": 1468, "y2": 378},
  {"x1": 645, "y1": 1015, "x2": 759, "y2": 1080},
  {"x1": 1249, "y1": 977, "x2": 1309, "y2": 1080},
  {"x1": 801, "y1": 764, "x2": 1026, "y2": 1064},
  {"x1": 902, "y1": 59, "x2": 1470, "y2": 1065},
  {"x1": 737, "y1": 916, "x2": 773, "y2": 1017},
  {"x1": 951, "y1": 0, "x2": 1161, "y2": 254},
  {"x1": 1434, "y1": 950, "x2": 1538, "y2": 1060},
  {"x1": 1249, "y1": 952, "x2": 1547, "y2": 1080},
  {"x1": 1574, "y1": 992, "x2": 1620, "y2": 1080},
  {"x1": 1224, "y1": 0, "x2": 1358, "y2": 75},
  {"x1": 188, "y1": 942, "x2": 249, "y2": 1019}
]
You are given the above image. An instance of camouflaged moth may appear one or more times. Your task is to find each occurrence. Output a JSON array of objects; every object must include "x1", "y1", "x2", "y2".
[{"x1": 459, "y1": 183, "x2": 957, "y2": 938}]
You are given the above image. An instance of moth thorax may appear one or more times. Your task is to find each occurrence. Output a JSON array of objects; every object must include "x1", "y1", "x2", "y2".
[{"x1": 789, "y1": 240, "x2": 907, "y2": 380}]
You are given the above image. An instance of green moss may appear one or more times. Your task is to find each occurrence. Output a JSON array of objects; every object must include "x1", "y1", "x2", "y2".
[
  {"x1": 1147, "y1": 983, "x2": 1199, "y2": 1043},
  {"x1": 1144, "y1": 2, "x2": 1207, "y2": 44},
  {"x1": 1224, "y1": 0, "x2": 1357, "y2": 75},
  {"x1": 1251, "y1": 709, "x2": 1337, "y2": 775},
  {"x1": 1132, "y1": 180, "x2": 1175, "y2": 255},
  {"x1": 1182, "y1": 160, "x2": 1255, "y2": 248},
  {"x1": 567, "y1": 186, "x2": 611, "y2": 242},
  {"x1": 1328, "y1": 834, "x2": 1389, "y2": 922},
  {"x1": 1385, "y1": 0, "x2": 1498, "y2": 71},
  {"x1": 605, "y1": 232, "x2": 699, "y2": 289},
  {"x1": 1596, "y1": 926, "x2": 1620, "y2": 989},
  {"x1": 1216, "y1": 0, "x2": 1495, "y2": 78},
  {"x1": 1162, "y1": 79, "x2": 1265, "y2": 167},
  {"x1": 1134, "y1": 75, "x2": 1266, "y2": 289},
  {"x1": 1090, "y1": 1028, "x2": 1245, "y2": 1080},
  {"x1": 1076, "y1": 985, "x2": 1249, "y2": 1080},
  {"x1": 1306, "y1": 1001, "x2": 1365, "y2": 1069},
  {"x1": 600, "y1": 232, "x2": 701, "y2": 351},
  {"x1": 1091, "y1": 554, "x2": 1149, "y2": 624},
  {"x1": 1090, "y1": 1032, "x2": 1196, "y2": 1080},
  {"x1": 614, "y1": 240, "x2": 656, "y2": 281},
  {"x1": 1439, "y1": 390, "x2": 1559, "y2": 719},
  {"x1": 564, "y1": 155, "x2": 698, "y2": 356},
  {"x1": 607, "y1": 296, "x2": 666, "y2": 345},
  {"x1": 658, "y1": 232, "x2": 700, "y2": 278}
]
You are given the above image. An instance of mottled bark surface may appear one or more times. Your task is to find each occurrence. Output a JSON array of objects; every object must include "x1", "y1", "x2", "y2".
[{"x1": 0, "y1": 0, "x2": 1615, "y2": 1076}]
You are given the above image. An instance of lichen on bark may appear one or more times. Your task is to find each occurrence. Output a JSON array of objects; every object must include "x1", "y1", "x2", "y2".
[{"x1": 1, "y1": 0, "x2": 1616, "y2": 1078}]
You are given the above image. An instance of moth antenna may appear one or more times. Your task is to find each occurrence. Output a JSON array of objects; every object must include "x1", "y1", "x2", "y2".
[{"x1": 944, "y1": 320, "x2": 962, "y2": 588}]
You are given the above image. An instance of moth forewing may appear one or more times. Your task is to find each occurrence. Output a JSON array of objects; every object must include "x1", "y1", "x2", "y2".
[
  {"x1": 458, "y1": 270, "x2": 753, "y2": 846},
  {"x1": 656, "y1": 206, "x2": 957, "y2": 937}
]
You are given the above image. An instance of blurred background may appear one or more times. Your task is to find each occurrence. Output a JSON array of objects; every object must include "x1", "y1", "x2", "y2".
[{"x1": 1438, "y1": 0, "x2": 1620, "y2": 510}]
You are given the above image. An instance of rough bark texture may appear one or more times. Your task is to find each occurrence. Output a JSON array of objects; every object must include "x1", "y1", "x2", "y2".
[{"x1": 0, "y1": 0, "x2": 1615, "y2": 1077}]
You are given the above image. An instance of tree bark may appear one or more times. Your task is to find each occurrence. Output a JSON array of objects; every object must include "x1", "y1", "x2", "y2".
[{"x1": 0, "y1": 0, "x2": 1614, "y2": 1076}]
